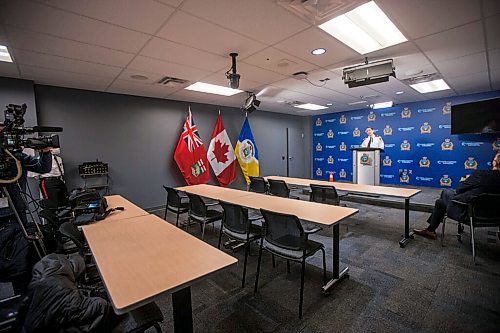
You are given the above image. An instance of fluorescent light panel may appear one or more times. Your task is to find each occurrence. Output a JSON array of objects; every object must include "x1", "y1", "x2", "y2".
[
  {"x1": 294, "y1": 103, "x2": 328, "y2": 111},
  {"x1": 409, "y1": 79, "x2": 450, "y2": 94},
  {"x1": 318, "y1": 1, "x2": 407, "y2": 54},
  {"x1": 0, "y1": 45, "x2": 13, "y2": 63},
  {"x1": 372, "y1": 101, "x2": 393, "y2": 109},
  {"x1": 185, "y1": 82, "x2": 242, "y2": 96}
]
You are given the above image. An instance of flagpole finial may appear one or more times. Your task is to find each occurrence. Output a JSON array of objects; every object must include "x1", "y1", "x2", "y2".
[
  {"x1": 218, "y1": 109, "x2": 221, "y2": 115},
  {"x1": 245, "y1": 111, "x2": 248, "y2": 118}
]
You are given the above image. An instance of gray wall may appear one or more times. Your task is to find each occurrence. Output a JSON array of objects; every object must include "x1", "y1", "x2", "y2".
[
  {"x1": 0, "y1": 77, "x2": 37, "y2": 126},
  {"x1": 34, "y1": 84, "x2": 311, "y2": 209}
]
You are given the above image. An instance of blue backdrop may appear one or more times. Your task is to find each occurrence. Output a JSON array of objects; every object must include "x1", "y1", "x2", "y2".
[{"x1": 312, "y1": 91, "x2": 500, "y2": 188}]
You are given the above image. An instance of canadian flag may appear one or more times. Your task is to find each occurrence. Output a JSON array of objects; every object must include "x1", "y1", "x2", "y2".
[{"x1": 207, "y1": 112, "x2": 236, "y2": 187}]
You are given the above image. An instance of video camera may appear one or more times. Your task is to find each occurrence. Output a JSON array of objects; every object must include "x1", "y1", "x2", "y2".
[{"x1": 0, "y1": 103, "x2": 63, "y2": 182}]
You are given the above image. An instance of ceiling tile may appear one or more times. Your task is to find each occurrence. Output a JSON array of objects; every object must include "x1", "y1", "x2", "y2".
[
  {"x1": 435, "y1": 52, "x2": 487, "y2": 79},
  {"x1": 1, "y1": 0, "x2": 150, "y2": 53},
  {"x1": 415, "y1": 22, "x2": 485, "y2": 63},
  {"x1": 491, "y1": 69, "x2": 500, "y2": 90},
  {"x1": 127, "y1": 56, "x2": 212, "y2": 82},
  {"x1": 157, "y1": 11, "x2": 267, "y2": 58},
  {"x1": 166, "y1": 89, "x2": 223, "y2": 105},
  {"x1": 141, "y1": 37, "x2": 228, "y2": 72},
  {"x1": 485, "y1": 15, "x2": 500, "y2": 50},
  {"x1": 201, "y1": 70, "x2": 264, "y2": 92},
  {"x1": 19, "y1": 64, "x2": 113, "y2": 87},
  {"x1": 368, "y1": 77, "x2": 427, "y2": 102},
  {"x1": 488, "y1": 49, "x2": 500, "y2": 71},
  {"x1": 107, "y1": 79, "x2": 176, "y2": 98},
  {"x1": 155, "y1": 0, "x2": 183, "y2": 7},
  {"x1": 0, "y1": 62, "x2": 20, "y2": 78},
  {"x1": 6, "y1": 27, "x2": 134, "y2": 67},
  {"x1": 33, "y1": 0, "x2": 175, "y2": 34},
  {"x1": 35, "y1": 79, "x2": 108, "y2": 92},
  {"x1": 378, "y1": 0, "x2": 481, "y2": 39},
  {"x1": 447, "y1": 71, "x2": 491, "y2": 94},
  {"x1": 392, "y1": 53, "x2": 437, "y2": 80},
  {"x1": 483, "y1": 1, "x2": 500, "y2": 17},
  {"x1": 117, "y1": 69, "x2": 164, "y2": 85},
  {"x1": 243, "y1": 47, "x2": 319, "y2": 77},
  {"x1": 209, "y1": 62, "x2": 287, "y2": 87},
  {"x1": 180, "y1": 0, "x2": 310, "y2": 45},
  {"x1": 13, "y1": 49, "x2": 123, "y2": 78}
]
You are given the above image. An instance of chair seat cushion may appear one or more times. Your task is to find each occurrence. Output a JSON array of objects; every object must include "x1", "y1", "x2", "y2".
[
  {"x1": 167, "y1": 202, "x2": 189, "y2": 213},
  {"x1": 224, "y1": 224, "x2": 262, "y2": 241},
  {"x1": 190, "y1": 209, "x2": 222, "y2": 223},
  {"x1": 263, "y1": 238, "x2": 323, "y2": 260}
]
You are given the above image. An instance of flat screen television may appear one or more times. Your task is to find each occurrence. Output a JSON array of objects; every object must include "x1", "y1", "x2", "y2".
[{"x1": 451, "y1": 97, "x2": 500, "y2": 134}]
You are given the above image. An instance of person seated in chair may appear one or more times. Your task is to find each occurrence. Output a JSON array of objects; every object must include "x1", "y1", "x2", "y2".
[{"x1": 414, "y1": 152, "x2": 500, "y2": 240}]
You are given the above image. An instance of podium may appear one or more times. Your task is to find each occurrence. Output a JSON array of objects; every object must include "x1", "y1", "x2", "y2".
[{"x1": 350, "y1": 147, "x2": 384, "y2": 185}]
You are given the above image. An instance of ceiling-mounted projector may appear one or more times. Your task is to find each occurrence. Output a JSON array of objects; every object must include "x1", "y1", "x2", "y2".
[{"x1": 342, "y1": 58, "x2": 395, "y2": 88}]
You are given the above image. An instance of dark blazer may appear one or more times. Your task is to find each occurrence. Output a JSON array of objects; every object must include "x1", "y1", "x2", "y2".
[{"x1": 447, "y1": 170, "x2": 500, "y2": 221}]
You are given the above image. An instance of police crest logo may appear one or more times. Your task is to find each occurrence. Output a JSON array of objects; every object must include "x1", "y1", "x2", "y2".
[
  {"x1": 327, "y1": 156, "x2": 334, "y2": 164},
  {"x1": 353, "y1": 127, "x2": 361, "y2": 137},
  {"x1": 493, "y1": 138, "x2": 500, "y2": 151},
  {"x1": 316, "y1": 167, "x2": 323, "y2": 177},
  {"x1": 440, "y1": 175, "x2": 452, "y2": 186},
  {"x1": 367, "y1": 111, "x2": 376, "y2": 122},
  {"x1": 442, "y1": 102, "x2": 451, "y2": 115},
  {"x1": 339, "y1": 114, "x2": 347, "y2": 124},
  {"x1": 441, "y1": 138, "x2": 454, "y2": 151},
  {"x1": 383, "y1": 125, "x2": 392, "y2": 136},
  {"x1": 316, "y1": 143, "x2": 323, "y2": 152},
  {"x1": 401, "y1": 140, "x2": 411, "y2": 151},
  {"x1": 327, "y1": 129, "x2": 334, "y2": 139},
  {"x1": 339, "y1": 169, "x2": 347, "y2": 178},
  {"x1": 360, "y1": 153, "x2": 372, "y2": 166},
  {"x1": 339, "y1": 142, "x2": 347, "y2": 151},
  {"x1": 316, "y1": 118, "x2": 322, "y2": 127},
  {"x1": 401, "y1": 107, "x2": 411, "y2": 118},
  {"x1": 382, "y1": 156, "x2": 392, "y2": 167},
  {"x1": 420, "y1": 122, "x2": 432, "y2": 134},
  {"x1": 419, "y1": 156, "x2": 430, "y2": 167},
  {"x1": 464, "y1": 157, "x2": 478, "y2": 170},
  {"x1": 399, "y1": 170, "x2": 410, "y2": 183}
]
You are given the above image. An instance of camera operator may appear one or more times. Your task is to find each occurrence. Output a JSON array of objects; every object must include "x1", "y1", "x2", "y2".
[{"x1": 0, "y1": 121, "x2": 52, "y2": 294}]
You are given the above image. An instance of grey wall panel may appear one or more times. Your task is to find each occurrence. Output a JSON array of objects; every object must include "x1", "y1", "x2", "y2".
[
  {"x1": 33, "y1": 84, "x2": 310, "y2": 208},
  {"x1": 0, "y1": 77, "x2": 37, "y2": 126}
]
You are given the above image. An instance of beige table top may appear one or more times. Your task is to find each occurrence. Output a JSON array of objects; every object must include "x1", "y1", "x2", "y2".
[
  {"x1": 82, "y1": 214, "x2": 237, "y2": 313},
  {"x1": 266, "y1": 176, "x2": 421, "y2": 199},
  {"x1": 176, "y1": 184, "x2": 254, "y2": 202},
  {"x1": 103, "y1": 195, "x2": 149, "y2": 222}
]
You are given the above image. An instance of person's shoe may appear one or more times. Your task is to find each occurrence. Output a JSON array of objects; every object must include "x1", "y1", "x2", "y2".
[{"x1": 414, "y1": 228, "x2": 437, "y2": 240}]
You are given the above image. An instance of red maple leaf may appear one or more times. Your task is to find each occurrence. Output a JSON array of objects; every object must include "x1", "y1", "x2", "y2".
[{"x1": 213, "y1": 140, "x2": 229, "y2": 164}]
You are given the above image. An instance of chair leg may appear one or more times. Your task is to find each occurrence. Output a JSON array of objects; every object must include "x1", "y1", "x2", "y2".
[
  {"x1": 242, "y1": 242, "x2": 249, "y2": 288},
  {"x1": 201, "y1": 221, "x2": 206, "y2": 240},
  {"x1": 287, "y1": 260, "x2": 291, "y2": 274},
  {"x1": 175, "y1": 210, "x2": 180, "y2": 227},
  {"x1": 470, "y1": 217, "x2": 476, "y2": 265},
  {"x1": 217, "y1": 228, "x2": 223, "y2": 249},
  {"x1": 299, "y1": 259, "x2": 306, "y2": 319},
  {"x1": 254, "y1": 241, "x2": 264, "y2": 293},
  {"x1": 321, "y1": 248, "x2": 327, "y2": 285},
  {"x1": 272, "y1": 254, "x2": 276, "y2": 268},
  {"x1": 186, "y1": 216, "x2": 190, "y2": 232},
  {"x1": 441, "y1": 216, "x2": 447, "y2": 247},
  {"x1": 163, "y1": 203, "x2": 168, "y2": 220}
]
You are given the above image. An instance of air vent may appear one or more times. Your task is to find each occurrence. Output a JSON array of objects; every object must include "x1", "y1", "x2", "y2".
[
  {"x1": 156, "y1": 76, "x2": 189, "y2": 87},
  {"x1": 277, "y1": 0, "x2": 367, "y2": 23}
]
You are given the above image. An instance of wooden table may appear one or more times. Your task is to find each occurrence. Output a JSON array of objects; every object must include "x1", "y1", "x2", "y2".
[
  {"x1": 266, "y1": 176, "x2": 422, "y2": 247},
  {"x1": 103, "y1": 195, "x2": 149, "y2": 222},
  {"x1": 177, "y1": 184, "x2": 358, "y2": 293},
  {"x1": 82, "y1": 214, "x2": 237, "y2": 332}
]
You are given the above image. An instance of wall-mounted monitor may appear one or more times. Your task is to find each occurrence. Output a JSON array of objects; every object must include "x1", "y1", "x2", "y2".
[{"x1": 451, "y1": 97, "x2": 500, "y2": 134}]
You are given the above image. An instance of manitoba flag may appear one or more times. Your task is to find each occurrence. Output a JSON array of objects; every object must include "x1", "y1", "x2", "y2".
[
  {"x1": 207, "y1": 112, "x2": 236, "y2": 187},
  {"x1": 174, "y1": 107, "x2": 210, "y2": 185}
]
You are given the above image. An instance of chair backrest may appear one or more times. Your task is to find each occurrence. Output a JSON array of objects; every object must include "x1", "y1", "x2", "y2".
[
  {"x1": 186, "y1": 193, "x2": 207, "y2": 217},
  {"x1": 471, "y1": 193, "x2": 500, "y2": 226},
  {"x1": 59, "y1": 222, "x2": 86, "y2": 256},
  {"x1": 163, "y1": 185, "x2": 183, "y2": 208},
  {"x1": 309, "y1": 184, "x2": 340, "y2": 205},
  {"x1": 268, "y1": 179, "x2": 290, "y2": 198},
  {"x1": 260, "y1": 209, "x2": 304, "y2": 251},
  {"x1": 249, "y1": 176, "x2": 267, "y2": 194},
  {"x1": 219, "y1": 200, "x2": 249, "y2": 235}
]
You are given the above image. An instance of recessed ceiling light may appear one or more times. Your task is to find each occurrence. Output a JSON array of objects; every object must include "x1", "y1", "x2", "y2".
[
  {"x1": 185, "y1": 82, "x2": 243, "y2": 96},
  {"x1": 371, "y1": 101, "x2": 393, "y2": 109},
  {"x1": 348, "y1": 100, "x2": 367, "y2": 105},
  {"x1": 318, "y1": 1, "x2": 407, "y2": 54},
  {"x1": 294, "y1": 103, "x2": 329, "y2": 111},
  {"x1": 0, "y1": 45, "x2": 13, "y2": 63},
  {"x1": 326, "y1": 103, "x2": 333, "y2": 106},
  {"x1": 409, "y1": 79, "x2": 450, "y2": 94},
  {"x1": 130, "y1": 74, "x2": 149, "y2": 80},
  {"x1": 395, "y1": 91, "x2": 404, "y2": 95},
  {"x1": 311, "y1": 48, "x2": 326, "y2": 55}
]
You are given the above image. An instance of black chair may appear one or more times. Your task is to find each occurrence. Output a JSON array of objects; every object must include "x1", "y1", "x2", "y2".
[
  {"x1": 249, "y1": 176, "x2": 268, "y2": 194},
  {"x1": 254, "y1": 209, "x2": 327, "y2": 319},
  {"x1": 185, "y1": 193, "x2": 223, "y2": 240},
  {"x1": 268, "y1": 179, "x2": 299, "y2": 199},
  {"x1": 441, "y1": 193, "x2": 500, "y2": 263},
  {"x1": 309, "y1": 184, "x2": 345, "y2": 206},
  {"x1": 162, "y1": 186, "x2": 189, "y2": 227},
  {"x1": 218, "y1": 200, "x2": 262, "y2": 288}
]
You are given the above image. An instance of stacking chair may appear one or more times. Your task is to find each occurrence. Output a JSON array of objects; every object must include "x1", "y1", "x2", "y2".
[
  {"x1": 218, "y1": 200, "x2": 262, "y2": 287},
  {"x1": 249, "y1": 176, "x2": 268, "y2": 194},
  {"x1": 162, "y1": 185, "x2": 189, "y2": 227},
  {"x1": 186, "y1": 193, "x2": 223, "y2": 240},
  {"x1": 268, "y1": 179, "x2": 299, "y2": 199},
  {"x1": 254, "y1": 209, "x2": 327, "y2": 319},
  {"x1": 441, "y1": 193, "x2": 500, "y2": 263},
  {"x1": 309, "y1": 184, "x2": 343, "y2": 205}
]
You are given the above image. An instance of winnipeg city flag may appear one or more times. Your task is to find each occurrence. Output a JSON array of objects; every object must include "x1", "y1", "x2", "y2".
[
  {"x1": 235, "y1": 117, "x2": 259, "y2": 184},
  {"x1": 174, "y1": 108, "x2": 210, "y2": 185},
  {"x1": 207, "y1": 112, "x2": 236, "y2": 187}
]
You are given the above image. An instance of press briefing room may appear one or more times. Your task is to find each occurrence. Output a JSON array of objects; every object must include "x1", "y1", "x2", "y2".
[{"x1": 0, "y1": 0, "x2": 499, "y2": 332}]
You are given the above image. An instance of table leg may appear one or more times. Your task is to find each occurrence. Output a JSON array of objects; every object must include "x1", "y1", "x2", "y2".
[
  {"x1": 322, "y1": 224, "x2": 349, "y2": 293},
  {"x1": 172, "y1": 287, "x2": 193, "y2": 333},
  {"x1": 399, "y1": 198, "x2": 414, "y2": 248}
]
